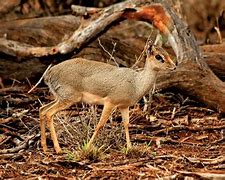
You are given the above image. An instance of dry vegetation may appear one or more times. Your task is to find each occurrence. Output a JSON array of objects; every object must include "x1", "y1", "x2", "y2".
[
  {"x1": 1, "y1": 84, "x2": 225, "y2": 179},
  {"x1": 1, "y1": 0, "x2": 225, "y2": 179}
]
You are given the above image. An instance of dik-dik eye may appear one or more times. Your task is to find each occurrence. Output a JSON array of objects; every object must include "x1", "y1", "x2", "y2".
[{"x1": 155, "y1": 54, "x2": 165, "y2": 63}]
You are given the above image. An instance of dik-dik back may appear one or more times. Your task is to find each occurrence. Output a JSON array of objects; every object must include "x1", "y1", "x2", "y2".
[{"x1": 44, "y1": 58, "x2": 138, "y2": 106}]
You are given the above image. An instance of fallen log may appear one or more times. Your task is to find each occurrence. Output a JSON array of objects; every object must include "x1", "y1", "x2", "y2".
[{"x1": 0, "y1": 1, "x2": 183, "y2": 59}]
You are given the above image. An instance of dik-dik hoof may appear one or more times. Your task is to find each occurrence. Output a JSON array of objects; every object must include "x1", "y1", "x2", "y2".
[
  {"x1": 55, "y1": 147, "x2": 62, "y2": 154},
  {"x1": 42, "y1": 144, "x2": 48, "y2": 153},
  {"x1": 127, "y1": 144, "x2": 132, "y2": 150}
]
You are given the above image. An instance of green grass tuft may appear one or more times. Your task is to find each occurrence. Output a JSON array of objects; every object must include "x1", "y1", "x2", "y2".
[{"x1": 75, "y1": 142, "x2": 104, "y2": 161}]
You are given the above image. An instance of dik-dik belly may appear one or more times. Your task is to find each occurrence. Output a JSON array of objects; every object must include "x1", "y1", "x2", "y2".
[
  {"x1": 81, "y1": 92, "x2": 106, "y2": 105},
  {"x1": 81, "y1": 92, "x2": 134, "y2": 107}
]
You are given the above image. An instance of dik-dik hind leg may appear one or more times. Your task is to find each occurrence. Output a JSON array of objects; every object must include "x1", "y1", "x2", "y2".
[
  {"x1": 45, "y1": 100, "x2": 73, "y2": 153},
  {"x1": 39, "y1": 100, "x2": 57, "y2": 152},
  {"x1": 86, "y1": 102, "x2": 115, "y2": 149},
  {"x1": 119, "y1": 107, "x2": 132, "y2": 149}
]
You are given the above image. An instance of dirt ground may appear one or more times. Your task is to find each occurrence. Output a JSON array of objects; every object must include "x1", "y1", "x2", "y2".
[
  {"x1": 1, "y1": 0, "x2": 225, "y2": 179},
  {"x1": 1, "y1": 85, "x2": 225, "y2": 179}
]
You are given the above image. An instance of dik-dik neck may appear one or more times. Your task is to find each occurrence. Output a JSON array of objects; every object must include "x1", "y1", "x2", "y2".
[{"x1": 135, "y1": 59, "x2": 158, "y2": 99}]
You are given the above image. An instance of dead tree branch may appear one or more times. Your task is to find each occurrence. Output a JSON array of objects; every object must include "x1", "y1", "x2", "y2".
[{"x1": 0, "y1": 0, "x2": 182, "y2": 58}]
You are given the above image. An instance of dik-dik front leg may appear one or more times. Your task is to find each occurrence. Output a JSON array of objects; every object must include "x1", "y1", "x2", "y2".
[
  {"x1": 119, "y1": 107, "x2": 132, "y2": 149},
  {"x1": 86, "y1": 101, "x2": 115, "y2": 149}
]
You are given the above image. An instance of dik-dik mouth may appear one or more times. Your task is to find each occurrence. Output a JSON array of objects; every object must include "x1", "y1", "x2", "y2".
[{"x1": 167, "y1": 66, "x2": 176, "y2": 71}]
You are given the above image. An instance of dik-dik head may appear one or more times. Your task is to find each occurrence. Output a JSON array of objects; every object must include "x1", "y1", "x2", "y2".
[{"x1": 147, "y1": 45, "x2": 176, "y2": 71}]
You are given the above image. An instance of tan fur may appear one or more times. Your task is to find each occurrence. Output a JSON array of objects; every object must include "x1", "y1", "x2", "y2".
[{"x1": 39, "y1": 45, "x2": 176, "y2": 153}]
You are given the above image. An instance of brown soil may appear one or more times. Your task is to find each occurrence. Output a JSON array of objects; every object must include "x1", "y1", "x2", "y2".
[
  {"x1": 0, "y1": 85, "x2": 224, "y2": 179},
  {"x1": 1, "y1": 0, "x2": 225, "y2": 179}
]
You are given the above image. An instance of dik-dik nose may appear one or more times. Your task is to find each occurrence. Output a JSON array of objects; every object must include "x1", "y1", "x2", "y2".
[
  {"x1": 168, "y1": 58, "x2": 177, "y2": 70},
  {"x1": 169, "y1": 64, "x2": 176, "y2": 70}
]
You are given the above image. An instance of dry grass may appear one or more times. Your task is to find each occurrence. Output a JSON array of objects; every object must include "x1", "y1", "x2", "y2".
[
  {"x1": 121, "y1": 143, "x2": 152, "y2": 158},
  {"x1": 54, "y1": 103, "x2": 126, "y2": 160}
]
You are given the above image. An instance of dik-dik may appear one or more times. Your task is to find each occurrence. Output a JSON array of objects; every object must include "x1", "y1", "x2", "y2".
[{"x1": 39, "y1": 45, "x2": 176, "y2": 153}]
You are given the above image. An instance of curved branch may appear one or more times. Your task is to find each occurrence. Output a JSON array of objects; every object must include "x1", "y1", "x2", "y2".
[
  {"x1": 0, "y1": 38, "x2": 55, "y2": 57},
  {"x1": 0, "y1": 1, "x2": 181, "y2": 58}
]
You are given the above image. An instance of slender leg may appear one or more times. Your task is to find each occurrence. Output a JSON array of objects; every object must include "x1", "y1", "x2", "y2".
[
  {"x1": 39, "y1": 100, "x2": 57, "y2": 152},
  {"x1": 45, "y1": 100, "x2": 72, "y2": 153},
  {"x1": 86, "y1": 102, "x2": 115, "y2": 148},
  {"x1": 119, "y1": 107, "x2": 132, "y2": 149}
]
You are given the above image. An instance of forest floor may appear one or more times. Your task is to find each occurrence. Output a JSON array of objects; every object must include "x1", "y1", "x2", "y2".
[
  {"x1": 1, "y1": 0, "x2": 225, "y2": 179},
  {"x1": 0, "y1": 84, "x2": 225, "y2": 179}
]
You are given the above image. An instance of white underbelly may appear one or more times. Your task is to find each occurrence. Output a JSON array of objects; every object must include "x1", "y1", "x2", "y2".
[{"x1": 81, "y1": 92, "x2": 105, "y2": 105}]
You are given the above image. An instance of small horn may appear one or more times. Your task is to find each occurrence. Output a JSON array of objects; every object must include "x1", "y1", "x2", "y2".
[{"x1": 146, "y1": 43, "x2": 155, "y2": 56}]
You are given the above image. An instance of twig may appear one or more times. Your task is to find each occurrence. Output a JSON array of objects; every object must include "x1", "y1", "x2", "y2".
[
  {"x1": 56, "y1": 115, "x2": 74, "y2": 139},
  {"x1": 211, "y1": 164, "x2": 225, "y2": 169},
  {"x1": 0, "y1": 117, "x2": 13, "y2": 124},
  {"x1": 131, "y1": 134, "x2": 199, "y2": 146},
  {"x1": 26, "y1": 77, "x2": 32, "y2": 89},
  {"x1": 211, "y1": 135, "x2": 225, "y2": 145},
  {"x1": 159, "y1": 175, "x2": 178, "y2": 179},
  {"x1": 97, "y1": 38, "x2": 119, "y2": 66},
  {"x1": 152, "y1": 124, "x2": 225, "y2": 135},
  {"x1": 42, "y1": 160, "x2": 93, "y2": 170},
  {"x1": 0, "y1": 86, "x2": 25, "y2": 93},
  {"x1": 0, "y1": 141, "x2": 27, "y2": 154},
  {"x1": 71, "y1": 5, "x2": 101, "y2": 16},
  {"x1": 95, "y1": 157, "x2": 150, "y2": 167},
  {"x1": 28, "y1": 64, "x2": 52, "y2": 93},
  {"x1": 0, "y1": 136, "x2": 11, "y2": 146},
  {"x1": 0, "y1": 135, "x2": 34, "y2": 154},
  {"x1": 94, "y1": 162, "x2": 143, "y2": 171},
  {"x1": 0, "y1": 153, "x2": 23, "y2": 160},
  {"x1": 0, "y1": 109, "x2": 29, "y2": 125},
  {"x1": 171, "y1": 107, "x2": 176, "y2": 119},
  {"x1": 132, "y1": 32, "x2": 153, "y2": 69},
  {"x1": 184, "y1": 155, "x2": 225, "y2": 165},
  {"x1": 0, "y1": 124, "x2": 17, "y2": 131},
  {"x1": 176, "y1": 170, "x2": 225, "y2": 179},
  {"x1": 109, "y1": 42, "x2": 117, "y2": 63}
]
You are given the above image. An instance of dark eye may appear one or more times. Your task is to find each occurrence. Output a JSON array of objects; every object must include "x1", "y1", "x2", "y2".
[{"x1": 155, "y1": 54, "x2": 165, "y2": 63}]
